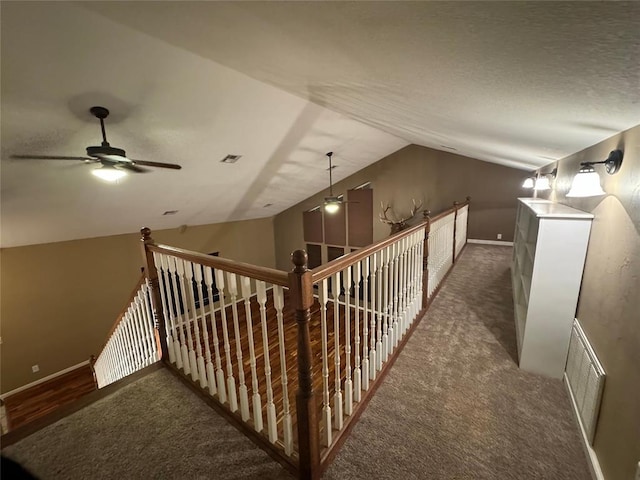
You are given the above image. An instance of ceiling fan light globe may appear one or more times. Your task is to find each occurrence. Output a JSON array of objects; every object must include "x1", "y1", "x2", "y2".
[
  {"x1": 91, "y1": 165, "x2": 127, "y2": 182},
  {"x1": 324, "y1": 197, "x2": 341, "y2": 214}
]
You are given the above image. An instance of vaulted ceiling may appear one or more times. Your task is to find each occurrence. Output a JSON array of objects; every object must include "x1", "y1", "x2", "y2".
[{"x1": 2, "y1": 2, "x2": 639, "y2": 247}]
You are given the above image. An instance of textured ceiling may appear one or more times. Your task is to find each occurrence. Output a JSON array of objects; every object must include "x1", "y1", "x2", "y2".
[{"x1": 2, "y1": 2, "x2": 639, "y2": 247}]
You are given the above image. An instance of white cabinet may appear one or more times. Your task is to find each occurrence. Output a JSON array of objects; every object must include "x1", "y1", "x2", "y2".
[{"x1": 511, "y1": 198, "x2": 593, "y2": 378}]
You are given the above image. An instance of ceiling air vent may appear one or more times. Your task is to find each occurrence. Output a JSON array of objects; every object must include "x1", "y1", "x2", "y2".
[
  {"x1": 163, "y1": 210, "x2": 179, "y2": 216},
  {"x1": 221, "y1": 154, "x2": 242, "y2": 164}
]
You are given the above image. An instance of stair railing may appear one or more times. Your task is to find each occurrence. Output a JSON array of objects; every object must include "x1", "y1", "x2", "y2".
[
  {"x1": 92, "y1": 274, "x2": 159, "y2": 388},
  {"x1": 135, "y1": 197, "x2": 470, "y2": 480}
]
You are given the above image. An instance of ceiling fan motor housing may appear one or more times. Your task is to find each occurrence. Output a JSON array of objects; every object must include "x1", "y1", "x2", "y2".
[{"x1": 86, "y1": 145, "x2": 126, "y2": 158}]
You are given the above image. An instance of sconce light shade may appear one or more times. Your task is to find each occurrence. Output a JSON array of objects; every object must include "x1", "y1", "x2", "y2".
[
  {"x1": 566, "y1": 150, "x2": 623, "y2": 198},
  {"x1": 91, "y1": 165, "x2": 127, "y2": 182},
  {"x1": 324, "y1": 196, "x2": 341, "y2": 213},
  {"x1": 534, "y1": 176, "x2": 551, "y2": 191},
  {"x1": 566, "y1": 166, "x2": 605, "y2": 197},
  {"x1": 522, "y1": 177, "x2": 535, "y2": 189}
]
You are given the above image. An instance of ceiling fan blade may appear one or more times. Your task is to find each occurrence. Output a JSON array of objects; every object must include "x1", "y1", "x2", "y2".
[
  {"x1": 11, "y1": 154, "x2": 92, "y2": 161},
  {"x1": 117, "y1": 163, "x2": 150, "y2": 174},
  {"x1": 130, "y1": 159, "x2": 182, "y2": 170}
]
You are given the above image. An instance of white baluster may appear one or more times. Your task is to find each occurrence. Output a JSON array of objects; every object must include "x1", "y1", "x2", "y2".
[
  {"x1": 333, "y1": 272, "x2": 343, "y2": 430},
  {"x1": 154, "y1": 254, "x2": 176, "y2": 365},
  {"x1": 392, "y1": 242, "x2": 400, "y2": 349},
  {"x1": 256, "y1": 281, "x2": 277, "y2": 443},
  {"x1": 215, "y1": 269, "x2": 238, "y2": 412},
  {"x1": 318, "y1": 279, "x2": 332, "y2": 447},
  {"x1": 361, "y1": 258, "x2": 370, "y2": 390},
  {"x1": 185, "y1": 262, "x2": 207, "y2": 388},
  {"x1": 140, "y1": 285, "x2": 157, "y2": 363},
  {"x1": 369, "y1": 252, "x2": 377, "y2": 381},
  {"x1": 377, "y1": 249, "x2": 385, "y2": 371},
  {"x1": 342, "y1": 266, "x2": 353, "y2": 416},
  {"x1": 227, "y1": 273, "x2": 250, "y2": 421},
  {"x1": 240, "y1": 276, "x2": 263, "y2": 432},
  {"x1": 127, "y1": 308, "x2": 143, "y2": 370},
  {"x1": 205, "y1": 267, "x2": 226, "y2": 402},
  {"x1": 274, "y1": 286, "x2": 293, "y2": 456},
  {"x1": 353, "y1": 261, "x2": 362, "y2": 403},
  {"x1": 124, "y1": 312, "x2": 140, "y2": 371},
  {"x1": 381, "y1": 246, "x2": 390, "y2": 362},
  {"x1": 400, "y1": 237, "x2": 408, "y2": 335},
  {"x1": 194, "y1": 266, "x2": 216, "y2": 396},
  {"x1": 176, "y1": 259, "x2": 199, "y2": 380},
  {"x1": 159, "y1": 256, "x2": 180, "y2": 366},
  {"x1": 132, "y1": 296, "x2": 149, "y2": 366},
  {"x1": 168, "y1": 257, "x2": 190, "y2": 373}
]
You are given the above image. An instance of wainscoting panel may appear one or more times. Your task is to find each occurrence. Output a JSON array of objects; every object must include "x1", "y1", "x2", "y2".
[{"x1": 565, "y1": 319, "x2": 605, "y2": 445}]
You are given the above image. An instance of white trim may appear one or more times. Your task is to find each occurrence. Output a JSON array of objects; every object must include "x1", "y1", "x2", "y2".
[
  {"x1": 563, "y1": 373, "x2": 606, "y2": 480},
  {"x1": 0, "y1": 360, "x2": 91, "y2": 400},
  {"x1": 467, "y1": 239, "x2": 514, "y2": 246}
]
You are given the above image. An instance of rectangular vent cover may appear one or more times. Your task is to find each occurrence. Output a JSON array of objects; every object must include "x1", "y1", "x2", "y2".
[{"x1": 565, "y1": 319, "x2": 606, "y2": 445}]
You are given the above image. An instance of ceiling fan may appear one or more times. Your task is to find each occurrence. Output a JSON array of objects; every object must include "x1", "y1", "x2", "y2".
[
  {"x1": 11, "y1": 106, "x2": 182, "y2": 182},
  {"x1": 323, "y1": 151, "x2": 342, "y2": 213}
]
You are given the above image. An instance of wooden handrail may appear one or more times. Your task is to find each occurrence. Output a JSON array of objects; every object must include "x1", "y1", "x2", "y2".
[
  {"x1": 96, "y1": 273, "x2": 146, "y2": 356},
  {"x1": 310, "y1": 198, "x2": 470, "y2": 283},
  {"x1": 310, "y1": 220, "x2": 428, "y2": 283},
  {"x1": 148, "y1": 244, "x2": 289, "y2": 287}
]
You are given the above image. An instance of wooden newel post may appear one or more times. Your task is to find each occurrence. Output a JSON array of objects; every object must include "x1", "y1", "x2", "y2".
[
  {"x1": 289, "y1": 250, "x2": 320, "y2": 480},
  {"x1": 422, "y1": 210, "x2": 431, "y2": 307},
  {"x1": 140, "y1": 227, "x2": 169, "y2": 362}
]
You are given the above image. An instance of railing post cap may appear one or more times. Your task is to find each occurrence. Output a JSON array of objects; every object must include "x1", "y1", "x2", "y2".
[
  {"x1": 291, "y1": 249, "x2": 308, "y2": 273},
  {"x1": 423, "y1": 209, "x2": 431, "y2": 219},
  {"x1": 141, "y1": 227, "x2": 152, "y2": 240}
]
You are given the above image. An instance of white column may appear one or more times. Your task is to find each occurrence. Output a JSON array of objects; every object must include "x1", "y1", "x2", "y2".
[
  {"x1": 342, "y1": 266, "x2": 353, "y2": 416},
  {"x1": 185, "y1": 261, "x2": 207, "y2": 387}
]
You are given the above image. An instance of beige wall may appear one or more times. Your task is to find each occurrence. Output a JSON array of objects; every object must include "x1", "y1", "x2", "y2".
[
  {"x1": 274, "y1": 144, "x2": 526, "y2": 270},
  {"x1": 537, "y1": 125, "x2": 640, "y2": 480},
  {"x1": 0, "y1": 217, "x2": 275, "y2": 393}
]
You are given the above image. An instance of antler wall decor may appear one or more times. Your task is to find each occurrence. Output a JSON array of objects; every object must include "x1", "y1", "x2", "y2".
[{"x1": 379, "y1": 199, "x2": 423, "y2": 234}]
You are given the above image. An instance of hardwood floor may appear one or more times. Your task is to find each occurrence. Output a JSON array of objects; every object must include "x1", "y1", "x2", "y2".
[
  {"x1": 173, "y1": 286, "x2": 413, "y2": 455},
  {"x1": 2, "y1": 285, "x2": 416, "y2": 459},
  {"x1": 3, "y1": 364, "x2": 96, "y2": 431}
]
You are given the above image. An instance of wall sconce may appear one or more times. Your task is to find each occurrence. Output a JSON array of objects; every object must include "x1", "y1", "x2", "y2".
[
  {"x1": 522, "y1": 177, "x2": 535, "y2": 189},
  {"x1": 534, "y1": 168, "x2": 557, "y2": 191},
  {"x1": 566, "y1": 150, "x2": 623, "y2": 198},
  {"x1": 522, "y1": 168, "x2": 556, "y2": 190}
]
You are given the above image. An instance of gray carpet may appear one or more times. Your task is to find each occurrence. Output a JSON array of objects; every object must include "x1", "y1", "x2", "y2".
[
  {"x1": 4, "y1": 245, "x2": 590, "y2": 479},
  {"x1": 3, "y1": 369, "x2": 294, "y2": 479},
  {"x1": 324, "y1": 244, "x2": 590, "y2": 480}
]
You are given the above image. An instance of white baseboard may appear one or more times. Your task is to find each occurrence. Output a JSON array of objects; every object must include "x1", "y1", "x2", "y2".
[
  {"x1": 1, "y1": 360, "x2": 91, "y2": 400},
  {"x1": 563, "y1": 373, "x2": 605, "y2": 480},
  {"x1": 467, "y1": 239, "x2": 514, "y2": 246}
]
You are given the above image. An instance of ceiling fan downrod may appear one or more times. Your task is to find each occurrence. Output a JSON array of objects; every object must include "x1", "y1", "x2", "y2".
[
  {"x1": 89, "y1": 106, "x2": 110, "y2": 146},
  {"x1": 327, "y1": 151, "x2": 334, "y2": 195}
]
